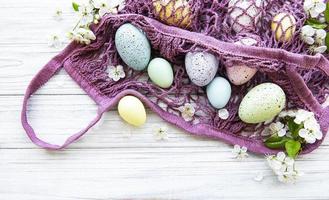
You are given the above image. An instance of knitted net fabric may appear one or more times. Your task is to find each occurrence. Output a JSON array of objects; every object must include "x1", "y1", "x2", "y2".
[{"x1": 61, "y1": 0, "x2": 329, "y2": 154}]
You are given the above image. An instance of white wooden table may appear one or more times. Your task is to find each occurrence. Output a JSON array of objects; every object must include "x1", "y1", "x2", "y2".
[{"x1": 1, "y1": 0, "x2": 329, "y2": 199}]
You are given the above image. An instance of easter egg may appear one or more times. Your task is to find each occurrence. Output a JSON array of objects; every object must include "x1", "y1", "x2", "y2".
[
  {"x1": 271, "y1": 13, "x2": 296, "y2": 42},
  {"x1": 226, "y1": 37, "x2": 258, "y2": 85},
  {"x1": 226, "y1": 65, "x2": 257, "y2": 85},
  {"x1": 115, "y1": 23, "x2": 151, "y2": 71},
  {"x1": 239, "y1": 83, "x2": 286, "y2": 124},
  {"x1": 153, "y1": 0, "x2": 192, "y2": 28},
  {"x1": 118, "y1": 96, "x2": 147, "y2": 126},
  {"x1": 228, "y1": 0, "x2": 265, "y2": 33},
  {"x1": 206, "y1": 77, "x2": 232, "y2": 109},
  {"x1": 148, "y1": 58, "x2": 174, "y2": 88},
  {"x1": 185, "y1": 52, "x2": 219, "y2": 87}
]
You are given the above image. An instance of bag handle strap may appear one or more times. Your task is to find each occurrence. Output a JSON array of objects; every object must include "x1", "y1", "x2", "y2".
[{"x1": 21, "y1": 43, "x2": 109, "y2": 150}]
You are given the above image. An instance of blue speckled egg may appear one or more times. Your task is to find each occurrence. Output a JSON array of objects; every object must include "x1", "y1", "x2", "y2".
[
  {"x1": 115, "y1": 23, "x2": 151, "y2": 71},
  {"x1": 239, "y1": 83, "x2": 286, "y2": 124},
  {"x1": 185, "y1": 52, "x2": 219, "y2": 87},
  {"x1": 206, "y1": 77, "x2": 232, "y2": 109}
]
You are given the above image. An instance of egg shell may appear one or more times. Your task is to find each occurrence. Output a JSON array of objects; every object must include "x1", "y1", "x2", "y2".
[
  {"x1": 118, "y1": 96, "x2": 147, "y2": 127},
  {"x1": 115, "y1": 23, "x2": 151, "y2": 71},
  {"x1": 153, "y1": 0, "x2": 192, "y2": 28},
  {"x1": 148, "y1": 58, "x2": 174, "y2": 88},
  {"x1": 271, "y1": 13, "x2": 296, "y2": 42},
  {"x1": 185, "y1": 52, "x2": 219, "y2": 87},
  {"x1": 228, "y1": 0, "x2": 264, "y2": 33},
  {"x1": 206, "y1": 77, "x2": 232, "y2": 109},
  {"x1": 226, "y1": 64, "x2": 257, "y2": 85},
  {"x1": 239, "y1": 83, "x2": 286, "y2": 124},
  {"x1": 226, "y1": 37, "x2": 258, "y2": 85}
]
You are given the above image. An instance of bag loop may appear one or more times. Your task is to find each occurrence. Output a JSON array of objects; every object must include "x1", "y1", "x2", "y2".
[{"x1": 21, "y1": 43, "x2": 108, "y2": 150}]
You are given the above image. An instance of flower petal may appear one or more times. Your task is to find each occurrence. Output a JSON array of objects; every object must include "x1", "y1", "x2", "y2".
[
  {"x1": 314, "y1": 45, "x2": 327, "y2": 53},
  {"x1": 218, "y1": 108, "x2": 229, "y2": 120},
  {"x1": 304, "y1": 36, "x2": 315, "y2": 45},
  {"x1": 315, "y1": 2, "x2": 326, "y2": 13}
]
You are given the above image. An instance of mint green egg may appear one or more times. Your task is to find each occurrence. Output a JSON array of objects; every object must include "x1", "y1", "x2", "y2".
[
  {"x1": 206, "y1": 77, "x2": 232, "y2": 109},
  {"x1": 239, "y1": 83, "x2": 286, "y2": 124},
  {"x1": 147, "y1": 58, "x2": 174, "y2": 88},
  {"x1": 115, "y1": 23, "x2": 151, "y2": 71}
]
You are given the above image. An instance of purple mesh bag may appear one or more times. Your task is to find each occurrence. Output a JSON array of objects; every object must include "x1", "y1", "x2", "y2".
[{"x1": 22, "y1": 0, "x2": 329, "y2": 154}]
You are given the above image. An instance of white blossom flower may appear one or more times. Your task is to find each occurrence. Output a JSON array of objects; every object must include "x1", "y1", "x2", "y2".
[
  {"x1": 67, "y1": 28, "x2": 96, "y2": 45},
  {"x1": 232, "y1": 145, "x2": 248, "y2": 159},
  {"x1": 294, "y1": 109, "x2": 314, "y2": 124},
  {"x1": 78, "y1": 4, "x2": 94, "y2": 26},
  {"x1": 315, "y1": 29, "x2": 327, "y2": 44},
  {"x1": 117, "y1": 1, "x2": 126, "y2": 11},
  {"x1": 94, "y1": 0, "x2": 110, "y2": 17},
  {"x1": 311, "y1": 45, "x2": 328, "y2": 53},
  {"x1": 218, "y1": 108, "x2": 229, "y2": 120},
  {"x1": 279, "y1": 110, "x2": 297, "y2": 118},
  {"x1": 107, "y1": 65, "x2": 125, "y2": 81},
  {"x1": 301, "y1": 25, "x2": 315, "y2": 45},
  {"x1": 277, "y1": 170, "x2": 301, "y2": 184},
  {"x1": 304, "y1": 0, "x2": 326, "y2": 18},
  {"x1": 94, "y1": 0, "x2": 124, "y2": 16},
  {"x1": 254, "y1": 171, "x2": 264, "y2": 182},
  {"x1": 48, "y1": 34, "x2": 63, "y2": 48},
  {"x1": 269, "y1": 122, "x2": 287, "y2": 137},
  {"x1": 154, "y1": 126, "x2": 169, "y2": 140},
  {"x1": 304, "y1": 117, "x2": 321, "y2": 131},
  {"x1": 266, "y1": 152, "x2": 301, "y2": 184},
  {"x1": 179, "y1": 103, "x2": 195, "y2": 121},
  {"x1": 53, "y1": 8, "x2": 63, "y2": 21},
  {"x1": 299, "y1": 128, "x2": 323, "y2": 143}
]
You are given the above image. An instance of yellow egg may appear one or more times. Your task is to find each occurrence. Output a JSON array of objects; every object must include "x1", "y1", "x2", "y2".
[
  {"x1": 153, "y1": 0, "x2": 192, "y2": 28},
  {"x1": 271, "y1": 13, "x2": 296, "y2": 42},
  {"x1": 118, "y1": 96, "x2": 146, "y2": 127}
]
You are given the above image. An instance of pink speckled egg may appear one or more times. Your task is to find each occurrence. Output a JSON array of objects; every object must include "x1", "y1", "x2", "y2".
[
  {"x1": 226, "y1": 37, "x2": 258, "y2": 85},
  {"x1": 226, "y1": 64, "x2": 257, "y2": 85}
]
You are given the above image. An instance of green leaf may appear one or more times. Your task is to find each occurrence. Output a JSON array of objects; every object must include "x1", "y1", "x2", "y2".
[
  {"x1": 265, "y1": 136, "x2": 290, "y2": 149},
  {"x1": 325, "y1": 33, "x2": 329, "y2": 52},
  {"x1": 325, "y1": 3, "x2": 329, "y2": 23},
  {"x1": 287, "y1": 119, "x2": 303, "y2": 139},
  {"x1": 285, "y1": 140, "x2": 301, "y2": 158},
  {"x1": 72, "y1": 2, "x2": 80, "y2": 11},
  {"x1": 306, "y1": 19, "x2": 328, "y2": 29}
]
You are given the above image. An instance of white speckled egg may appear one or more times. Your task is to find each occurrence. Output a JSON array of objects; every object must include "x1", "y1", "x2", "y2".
[
  {"x1": 226, "y1": 37, "x2": 258, "y2": 85},
  {"x1": 118, "y1": 96, "x2": 147, "y2": 127},
  {"x1": 115, "y1": 23, "x2": 151, "y2": 71},
  {"x1": 228, "y1": 0, "x2": 265, "y2": 33},
  {"x1": 185, "y1": 52, "x2": 219, "y2": 87},
  {"x1": 271, "y1": 13, "x2": 296, "y2": 42},
  {"x1": 239, "y1": 83, "x2": 286, "y2": 124},
  {"x1": 148, "y1": 57, "x2": 174, "y2": 88},
  {"x1": 206, "y1": 77, "x2": 232, "y2": 109}
]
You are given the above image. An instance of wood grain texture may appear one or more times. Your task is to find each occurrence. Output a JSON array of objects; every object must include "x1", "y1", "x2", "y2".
[{"x1": 0, "y1": 0, "x2": 329, "y2": 199}]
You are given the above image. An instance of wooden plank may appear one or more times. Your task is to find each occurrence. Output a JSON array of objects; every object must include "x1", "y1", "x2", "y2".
[
  {"x1": 1, "y1": 0, "x2": 329, "y2": 199},
  {"x1": 0, "y1": 148, "x2": 329, "y2": 200}
]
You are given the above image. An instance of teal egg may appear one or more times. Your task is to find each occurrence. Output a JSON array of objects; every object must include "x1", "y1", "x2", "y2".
[
  {"x1": 239, "y1": 83, "x2": 286, "y2": 124},
  {"x1": 147, "y1": 58, "x2": 174, "y2": 88},
  {"x1": 115, "y1": 23, "x2": 151, "y2": 71},
  {"x1": 206, "y1": 77, "x2": 232, "y2": 109}
]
